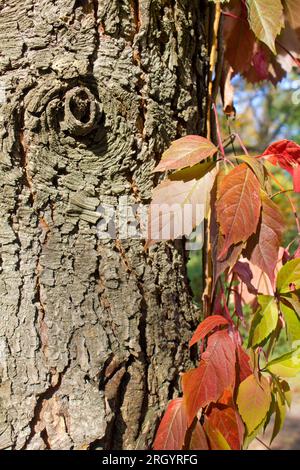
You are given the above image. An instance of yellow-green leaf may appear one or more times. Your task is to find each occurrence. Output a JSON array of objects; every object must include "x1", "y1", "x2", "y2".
[
  {"x1": 270, "y1": 392, "x2": 286, "y2": 444},
  {"x1": 266, "y1": 347, "x2": 300, "y2": 377},
  {"x1": 280, "y1": 301, "x2": 300, "y2": 343},
  {"x1": 246, "y1": 0, "x2": 284, "y2": 53},
  {"x1": 276, "y1": 259, "x2": 300, "y2": 293},
  {"x1": 243, "y1": 413, "x2": 268, "y2": 449},
  {"x1": 237, "y1": 374, "x2": 272, "y2": 434},
  {"x1": 250, "y1": 295, "x2": 279, "y2": 347}
]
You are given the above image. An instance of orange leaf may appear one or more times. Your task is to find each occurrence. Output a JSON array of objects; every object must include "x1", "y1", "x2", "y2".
[
  {"x1": 153, "y1": 136, "x2": 217, "y2": 172},
  {"x1": 205, "y1": 405, "x2": 245, "y2": 450},
  {"x1": 189, "y1": 315, "x2": 229, "y2": 348},
  {"x1": 153, "y1": 398, "x2": 188, "y2": 450},
  {"x1": 245, "y1": 192, "x2": 284, "y2": 284},
  {"x1": 216, "y1": 164, "x2": 261, "y2": 260}
]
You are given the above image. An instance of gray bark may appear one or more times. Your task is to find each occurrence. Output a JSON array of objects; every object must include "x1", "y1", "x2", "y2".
[{"x1": 0, "y1": 0, "x2": 208, "y2": 450}]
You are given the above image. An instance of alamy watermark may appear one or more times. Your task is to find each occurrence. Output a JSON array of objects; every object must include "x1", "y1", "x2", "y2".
[{"x1": 96, "y1": 196, "x2": 204, "y2": 251}]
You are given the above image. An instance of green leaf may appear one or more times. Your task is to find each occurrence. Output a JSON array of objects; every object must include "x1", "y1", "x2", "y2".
[
  {"x1": 280, "y1": 300, "x2": 300, "y2": 343},
  {"x1": 249, "y1": 295, "x2": 279, "y2": 347},
  {"x1": 270, "y1": 392, "x2": 286, "y2": 444},
  {"x1": 237, "y1": 374, "x2": 272, "y2": 434},
  {"x1": 280, "y1": 292, "x2": 300, "y2": 315},
  {"x1": 246, "y1": 0, "x2": 284, "y2": 53},
  {"x1": 278, "y1": 379, "x2": 292, "y2": 408},
  {"x1": 276, "y1": 259, "x2": 300, "y2": 293},
  {"x1": 243, "y1": 413, "x2": 268, "y2": 449},
  {"x1": 266, "y1": 347, "x2": 300, "y2": 377}
]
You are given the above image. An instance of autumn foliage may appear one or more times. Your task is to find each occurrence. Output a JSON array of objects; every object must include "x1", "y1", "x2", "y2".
[{"x1": 149, "y1": 0, "x2": 300, "y2": 450}]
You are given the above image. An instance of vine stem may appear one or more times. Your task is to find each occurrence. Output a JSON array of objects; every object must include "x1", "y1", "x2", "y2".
[
  {"x1": 207, "y1": 3, "x2": 222, "y2": 140},
  {"x1": 203, "y1": 3, "x2": 222, "y2": 315},
  {"x1": 255, "y1": 437, "x2": 271, "y2": 450}
]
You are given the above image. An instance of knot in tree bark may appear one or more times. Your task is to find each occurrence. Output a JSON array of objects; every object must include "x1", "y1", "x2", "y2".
[{"x1": 62, "y1": 86, "x2": 101, "y2": 136}]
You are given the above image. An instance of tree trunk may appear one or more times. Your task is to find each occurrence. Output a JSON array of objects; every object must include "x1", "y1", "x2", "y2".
[{"x1": 0, "y1": 0, "x2": 209, "y2": 450}]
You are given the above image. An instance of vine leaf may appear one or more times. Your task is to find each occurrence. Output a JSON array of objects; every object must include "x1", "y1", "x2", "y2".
[
  {"x1": 223, "y1": 1, "x2": 255, "y2": 74},
  {"x1": 246, "y1": 0, "x2": 284, "y2": 53},
  {"x1": 237, "y1": 374, "x2": 272, "y2": 434},
  {"x1": 153, "y1": 136, "x2": 217, "y2": 172},
  {"x1": 237, "y1": 346, "x2": 253, "y2": 383},
  {"x1": 249, "y1": 295, "x2": 279, "y2": 347},
  {"x1": 216, "y1": 164, "x2": 261, "y2": 260},
  {"x1": 232, "y1": 261, "x2": 258, "y2": 295},
  {"x1": 146, "y1": 168, "x2": 216, "y2": 247},
  {"x1": 188, "y1": 421, "x2": 209, "y2": 450},
  {"x1": 205, "y1": 405, "x2": 244, "y2": 450},
  {"x1": 234, "y1": 155, "x2": 266, "y2": 188},
  {"x1": 189, "y1": 315, "x2": 229, "y2": 348},
  {"x1": 277, "y1": 379, "x2": 292, "y2": 407},
  {"x1": 204, "y1": 421, "x2": 231, "y2": 450},
  {"x1": 280, "y1": 300, "x2": 300, "y2": 343},
  {"x1": 271, "y1": 392, "x2": 286, "y2": 443},
  {"x1": 153, "y1": 398, "x2": 188, "y2": 450},
  {"x1": 211, "y1": 179, "x2": 245, "y2": 286},
  {"x1": 276, "y1": 258, "x2": 300, "y2": 293},
  {"x1": 262, "y1": 139, "x2": 300, "y2": 192},
  {"x1": 182, "y1": 331, "x2": 236, "y2": 425},
  {"x1": 244, "y1": 192, "x2": 284, "y2": 285},
  {"x1": 266, "y1": 347, "x2": 300, "y2": 377}
]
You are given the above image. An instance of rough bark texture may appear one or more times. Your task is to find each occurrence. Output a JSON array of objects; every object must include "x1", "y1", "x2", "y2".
[{"x1": 0, "y1": 0, "x2": 209, "y2": 450}]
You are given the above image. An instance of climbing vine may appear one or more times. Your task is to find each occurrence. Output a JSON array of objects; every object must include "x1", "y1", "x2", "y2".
[{"x1": 149, "y1": 0, "x2": 300, "y2": 450}]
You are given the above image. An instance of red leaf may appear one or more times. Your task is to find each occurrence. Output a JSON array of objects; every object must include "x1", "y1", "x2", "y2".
[
  {"x1": 244, "y1": 192, "x2": 284, "y2": 284},
  {"x1": 153, "y1": 398, "x2": 188, "y2": 450},
  {"x1": 205, "y1": 405, "x2": 244, "y2": 450},
  {"x1": 232, "y1": 261, "x2": 258, "y2": 295},
  {"x1": 252, "y1": 44, "x2": 269, "y2": 80},
  {"x1": 182, "y1": 331, "x2": 236, "y2": 425},
  {"x1": 237, "y1": 345, "x2": 253, "y2": 383},
  {"x1": 188, "y1": 421, "x2": 209, "y2": 450},
  {"x1": 153, "y1": 136, "x2": 217, "y2": 172},
  {"x1": 216, "y1": 164, "x2": 261, "y2": 260},
  {"x1": 262, "y1": 139, "x2": 300, "y2": 192},
  {"x1": 189, "y1": 315, "x2": 229, "y2": 348},
  {"x1": 223, "y1": 2, "x2": 255, "y2": 74}
]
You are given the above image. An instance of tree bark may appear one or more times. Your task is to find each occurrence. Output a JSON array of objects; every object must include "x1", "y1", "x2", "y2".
[{"x1": 0, "y1": 0, "x2": 209, "y2": 450}]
